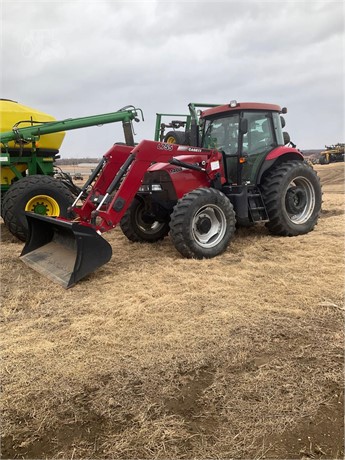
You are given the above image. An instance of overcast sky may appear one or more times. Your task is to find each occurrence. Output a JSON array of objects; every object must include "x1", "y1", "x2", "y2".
[{"x1": 1, "y1": 0, "x2": 344, "y2": 157}]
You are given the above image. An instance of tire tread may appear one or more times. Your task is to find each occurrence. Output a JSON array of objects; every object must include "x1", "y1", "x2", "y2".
[{"x1": 261, "y1": 160, "x2": 322, "y2": 236}]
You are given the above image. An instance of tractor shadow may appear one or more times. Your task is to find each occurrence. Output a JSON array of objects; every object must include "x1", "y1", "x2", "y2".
[
  {"x1": 321, "y1": 208, "x2": 344, "y2": 219},
  {"x1": 0, "y1": 221, "x2": 22, "y2": 244}
]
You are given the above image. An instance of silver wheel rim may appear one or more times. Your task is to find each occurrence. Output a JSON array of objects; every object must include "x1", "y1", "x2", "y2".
[
  {"x1": 139, "y1": 221, "x2": 165, "y2": 234},
  {"x1": 135, "y1": 207, "x2": 165, "y2": 235},
  {"x1": 284, "y1": 176, "x2": 315, "y2": 224},
  {"x1": 192, "y1": 204, "x2": 227, "y2": 248}
]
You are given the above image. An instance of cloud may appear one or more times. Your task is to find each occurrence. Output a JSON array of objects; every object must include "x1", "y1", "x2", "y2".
[{"x1": 1, "y1": 0, "x2": 344, "y2": 155}]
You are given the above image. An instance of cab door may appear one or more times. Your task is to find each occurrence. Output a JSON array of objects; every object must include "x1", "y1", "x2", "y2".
[
  {"x1": 202, "y1": 113, "x2": 240, "y2": 184},
  {"x1": 240, "y1": 112, "x2": 275, "y2": 185}
]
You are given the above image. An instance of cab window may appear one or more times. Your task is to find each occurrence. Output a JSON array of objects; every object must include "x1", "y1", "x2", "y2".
[
  {"x1": 242, "y1": 112, "x2": 275, "y2": 155},
  {"x1": 203, "y1": 114, "x2": 240, "y2": 155}
]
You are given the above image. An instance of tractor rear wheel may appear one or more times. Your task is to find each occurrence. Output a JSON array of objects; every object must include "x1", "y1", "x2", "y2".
[
  {"x1": 2, "y1": 175, "x2": 75, "y2": 241},
  {"x1": 261, "y1": 160, "x2": 322, "y2": 236},
  {"x1": 120, "y1": 197, "x2": 170, "y2": 243},
  {"x1": 170, "y1": 188, "x2": 236, "y2": 258}
]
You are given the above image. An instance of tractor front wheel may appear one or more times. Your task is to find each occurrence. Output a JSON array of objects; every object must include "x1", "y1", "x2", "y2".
[
  {"x1": 120, "y1": 197, "x2": 170, "y2": 243},
  {"x1": 169, "y1": 188, "x2": 236, "y2": 259},
  {"x1": 261, "y1": 160, "x2": 322, "y2": 236},
  {"x1": 2, "y1": 175, "x2": 75, "y2": 241}
]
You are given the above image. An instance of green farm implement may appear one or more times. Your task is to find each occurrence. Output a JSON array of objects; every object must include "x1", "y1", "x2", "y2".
[
  {"x1": 154, "y1": 102, "x2": 220, "y2": 146},
  {"x1": 0, "y1": 100, "x2": 143, "y2": 240}
]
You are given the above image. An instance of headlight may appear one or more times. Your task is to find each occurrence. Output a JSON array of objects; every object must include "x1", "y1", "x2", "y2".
[{"x1": 138, "y1": 184, "x2": 163, "y2": 192}]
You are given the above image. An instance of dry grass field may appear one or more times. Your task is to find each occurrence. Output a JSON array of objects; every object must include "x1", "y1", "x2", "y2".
[{"x1": 1, "y1": 163, "x2": 344, "y2": 459}]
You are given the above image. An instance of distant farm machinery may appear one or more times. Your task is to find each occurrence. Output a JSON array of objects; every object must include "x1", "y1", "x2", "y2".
[{"x1": 319, "y1": 143, "x2": 345, "y2": 164}]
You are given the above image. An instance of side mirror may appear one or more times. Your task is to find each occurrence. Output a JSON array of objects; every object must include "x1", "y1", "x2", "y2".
[
  {"x1": 280, "y1": 116, "x2": 286, "y2": 128},
  {"x1": 240, "y1": 118, "x2": 248, "y2": 134}
]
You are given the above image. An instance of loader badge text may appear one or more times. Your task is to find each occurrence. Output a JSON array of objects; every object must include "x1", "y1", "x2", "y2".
[
  {"x1": 187, "y1": 148, "x2": 202, "y2": 153},
  {"x1": 157, "y1": 143, "x2": 173, "y2": 151}
]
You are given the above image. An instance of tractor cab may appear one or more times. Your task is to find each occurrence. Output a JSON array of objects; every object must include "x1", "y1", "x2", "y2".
[{"x1": 200, "y1": 101, "x2": 288, "y2": 186}]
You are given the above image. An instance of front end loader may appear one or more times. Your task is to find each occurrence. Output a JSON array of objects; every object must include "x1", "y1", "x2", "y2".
[
  {"x1": 19, "y1": 101, "x2": 322, "y2": 288},
  {"x1": 21, "y1": 140, "x2": 226, "y2": 287}
]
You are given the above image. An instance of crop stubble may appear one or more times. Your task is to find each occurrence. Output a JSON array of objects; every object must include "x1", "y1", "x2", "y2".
[{"x1": 1, "y1": 163, "x2": 344, "y2": 459}]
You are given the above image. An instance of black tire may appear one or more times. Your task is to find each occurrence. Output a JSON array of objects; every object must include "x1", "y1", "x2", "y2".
[
  {"x1": 163, "y1": 131, "x2": 186, "y2": 145},
  {"x1": 120, "y1": 197, "x2": 170, "y2": 243},
  {"x1": 169, "y1": 188, "x2": 236, "y2": 259},
  {"x1": 261, "y1": 160, "x2": 322, "y2": 236},
  {"x1": 319, "y1": 156, "x2": 329, "y2": 165},
  {"x1": 2, "y1": 175, "x2": 75, "y2": 241}
]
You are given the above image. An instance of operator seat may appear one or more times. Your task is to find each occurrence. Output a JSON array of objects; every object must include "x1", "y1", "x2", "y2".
[
  {"x1": 250, "y1": 121, "x2": 269, "y2": 153},
  {"x1": 251, "y1": 130, "x2": 266, "y2": 147}
]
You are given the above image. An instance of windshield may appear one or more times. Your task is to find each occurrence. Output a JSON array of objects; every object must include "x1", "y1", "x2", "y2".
[{"x1": 203, "y1": 114, "x2": 240, "y2": 155}]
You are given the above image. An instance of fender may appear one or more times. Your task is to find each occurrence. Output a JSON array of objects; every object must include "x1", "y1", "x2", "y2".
[
  {"x1": 265, "y1": 146, "x2": 304, "y2": 161},
  {"x1": 257, "y1": 146, "x2": 304, "y2": 184}
]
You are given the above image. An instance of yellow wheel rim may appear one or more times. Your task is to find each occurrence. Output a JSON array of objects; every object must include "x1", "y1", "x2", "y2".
[
  {"x1": 25, "y1": 195, "x2": 61, "y2": 216},
  {"x1": 166, "y1": 136, "x2": 177, "y2": 144}
]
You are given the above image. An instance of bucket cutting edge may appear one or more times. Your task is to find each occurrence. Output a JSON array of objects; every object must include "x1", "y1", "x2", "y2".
[{"x1": 20, "y1": 213, "x2": 112, "y2": 288}]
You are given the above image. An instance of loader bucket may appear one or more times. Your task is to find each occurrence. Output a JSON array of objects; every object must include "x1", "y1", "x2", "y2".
[{"x1": 20, "y1": 213, "x2": 112, "y2": 288}]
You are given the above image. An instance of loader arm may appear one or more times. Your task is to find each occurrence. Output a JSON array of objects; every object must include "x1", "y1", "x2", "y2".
[{"x1": 72, "y1": 140, "x2": 224, "y2": 232}]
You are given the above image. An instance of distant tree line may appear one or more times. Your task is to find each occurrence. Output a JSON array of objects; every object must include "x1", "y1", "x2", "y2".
[
  {"x1": 55, "y1": 158, "x2": 99, "y2": 165},
  {"x1": 302, "y1": 150, "x2": 323, "y2": 157}
]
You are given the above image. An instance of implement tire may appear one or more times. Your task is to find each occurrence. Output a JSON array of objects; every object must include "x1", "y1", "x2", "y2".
[
  {"x1": 2, "y1": 175, "x2": 75, "y2": 241},
  {"x1": 163, "y1": 131, "x2": 187, "y2": 145},
  {"x1": 261, "y1": 160, "x2": 322, "y2": 236},
  {"x1": 169, "y1": 188, "x2": 236, "y2": 259},
  {"x1": 120, "y1": 197, "x2": 170, "y2": 243}
]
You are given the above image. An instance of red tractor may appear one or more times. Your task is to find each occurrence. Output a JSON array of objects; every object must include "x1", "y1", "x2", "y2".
[{"x1": 21, "y1": 101, "x2": 322, "y2": 288}]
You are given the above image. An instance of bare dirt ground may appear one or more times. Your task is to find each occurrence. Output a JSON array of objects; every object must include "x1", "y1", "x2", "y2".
[{"x1": 1, "y1": 163, "x2": 344, "y2": 459}]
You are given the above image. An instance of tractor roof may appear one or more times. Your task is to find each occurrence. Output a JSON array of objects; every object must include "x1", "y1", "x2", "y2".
[{"x1": 201, "y1": 102, "x2": 282, "y2": 118}]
